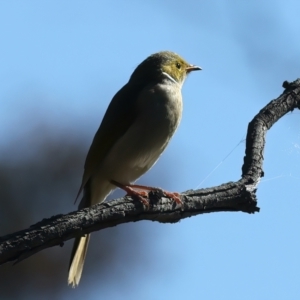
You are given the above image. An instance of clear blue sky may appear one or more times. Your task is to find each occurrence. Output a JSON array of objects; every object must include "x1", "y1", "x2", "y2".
[{"x1": 1, "y1": 1, "x2": 300, "y2": 299}]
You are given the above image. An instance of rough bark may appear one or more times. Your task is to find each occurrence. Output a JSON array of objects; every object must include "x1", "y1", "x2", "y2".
[{"x1": 1, "y1": 79, "x2": 299, "y2": 265}]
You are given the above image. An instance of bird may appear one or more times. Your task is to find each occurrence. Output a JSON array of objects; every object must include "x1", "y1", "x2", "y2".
[{"x1": 68, "y1": 51, "x2": 201, "y2": 287}]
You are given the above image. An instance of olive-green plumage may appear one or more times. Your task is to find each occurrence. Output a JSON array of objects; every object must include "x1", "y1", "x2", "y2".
[{"x1": 68, "y1": 51, "x2": 201, "y2": 287}]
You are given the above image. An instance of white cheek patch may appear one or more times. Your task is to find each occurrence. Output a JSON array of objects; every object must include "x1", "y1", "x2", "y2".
[{"x1": 162, "y1": 72, "x2": 178, "y2": 84}]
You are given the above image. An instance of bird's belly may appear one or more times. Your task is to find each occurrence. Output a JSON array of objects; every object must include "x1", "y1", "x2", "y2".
[
  {"x1": 100, "y1": 117, "x2": 173, "y2": 184},
  {"x1": 91, "y1": 128, "x2": 169, "y2": 204}
]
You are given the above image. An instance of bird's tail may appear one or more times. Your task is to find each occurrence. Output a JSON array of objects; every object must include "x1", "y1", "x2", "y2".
[
  {"x1": 68, "y1": 180, "x2": 113, "y2": 287},
  {"x1": 68, "y1": 234, "x2": 91, "y2": 287}
]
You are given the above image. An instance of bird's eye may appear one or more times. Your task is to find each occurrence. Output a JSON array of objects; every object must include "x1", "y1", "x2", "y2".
[{"x1": 176, "y1": 62, "x2": 181, "y2": 69}]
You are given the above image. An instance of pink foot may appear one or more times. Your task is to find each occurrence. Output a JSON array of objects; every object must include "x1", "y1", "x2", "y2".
[
  {"x1": 110, "y1": 180, "x2": 149, "y2": 206},
  {"x1": 111, "y1": 180, "x2": 182, "y2": 206}
]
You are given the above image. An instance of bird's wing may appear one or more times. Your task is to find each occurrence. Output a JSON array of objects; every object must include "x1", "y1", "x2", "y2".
[{"x1": 76, "y1": 83, "x2": 139, "y2": 201}]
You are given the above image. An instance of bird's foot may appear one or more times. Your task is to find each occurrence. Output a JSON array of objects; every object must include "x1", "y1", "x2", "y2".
[
  {"x1": 123, "y1": 183, "x2": 183, "y2": 205},
  {"x1": 110, "y1": 180, "x2": 149, "y2": 206},
  {"x1": 111, "y1": 180, "x2": 183, "y2": 206},
  {"x1": 160, "y1": 190, "x2": 182, "y2": 205}
]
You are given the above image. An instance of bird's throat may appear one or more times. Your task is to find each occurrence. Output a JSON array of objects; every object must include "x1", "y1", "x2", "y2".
[{"x1": 162, "y1": 72, "x2": 179, "y2": 85}]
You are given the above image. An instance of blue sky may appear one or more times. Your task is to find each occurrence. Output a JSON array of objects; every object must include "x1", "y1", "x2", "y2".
[{"x1": 1, "y1": 1, "x2": 300, "y2": 299}]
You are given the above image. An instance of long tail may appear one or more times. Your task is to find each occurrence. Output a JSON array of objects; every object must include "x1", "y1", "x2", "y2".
[
  {"x1": 68, "y1": 179, "x2": 113, "y2": 287},
  {"x1": 68, "y1": 234, "x2": 91, "y2": 287}
]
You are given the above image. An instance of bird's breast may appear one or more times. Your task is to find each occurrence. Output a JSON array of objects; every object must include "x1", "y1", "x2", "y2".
[{"x1": 137, "y1": 81, "x2": 183, "y2": 135}]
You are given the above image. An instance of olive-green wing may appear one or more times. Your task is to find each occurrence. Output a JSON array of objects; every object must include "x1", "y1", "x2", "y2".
[{"x1": 76, "y1": 83, "x2": 139, "y2": 201}]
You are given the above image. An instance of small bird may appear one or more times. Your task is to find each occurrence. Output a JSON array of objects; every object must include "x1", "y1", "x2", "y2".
[{"x1": 68, "y1": 51, "x2": 201, "y2": 287}]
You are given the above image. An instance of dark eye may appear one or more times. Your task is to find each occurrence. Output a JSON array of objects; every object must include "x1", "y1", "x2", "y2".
[{"x1": 176, "y1": 62, "x2": 181, "y2": 69}]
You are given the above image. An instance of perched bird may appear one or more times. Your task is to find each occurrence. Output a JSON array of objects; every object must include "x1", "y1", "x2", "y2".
[{"x1": 68, "y1": 51, "x2": 201, "y2": 287}]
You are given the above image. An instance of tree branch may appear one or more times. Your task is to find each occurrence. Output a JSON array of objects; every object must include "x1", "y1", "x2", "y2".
[{"x1": 1, "y1": 79, "x2": 300, "y2": 265}]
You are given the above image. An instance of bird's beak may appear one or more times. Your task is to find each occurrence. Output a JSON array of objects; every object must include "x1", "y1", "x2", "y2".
[{"x1": 186, "y1": 65, "x2": 202, "y2": 72}]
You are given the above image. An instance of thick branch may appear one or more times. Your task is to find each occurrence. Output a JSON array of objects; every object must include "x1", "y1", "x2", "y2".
[
  {"x1": 1, "y1": 79, "x2": 300, "y2": 265},
  {"x1": 242, "y1": 79, "x2": 300, "y2": 183}
]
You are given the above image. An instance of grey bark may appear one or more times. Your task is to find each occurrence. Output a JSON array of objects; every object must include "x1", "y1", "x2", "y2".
[{"x1": 1, "y1": 79, "x2": 299, "y2": 266}]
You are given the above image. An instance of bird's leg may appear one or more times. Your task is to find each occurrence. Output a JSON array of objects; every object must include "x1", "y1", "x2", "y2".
[
  {"x1": 111, "y1": 180, "x2": 182, "y2": 205},
  {"x1": 130, "y1": 184, "x2": 183, "y2": 205},
  {"x1": 110, "y1": 180, "x2": 149, "y2": 206}
]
